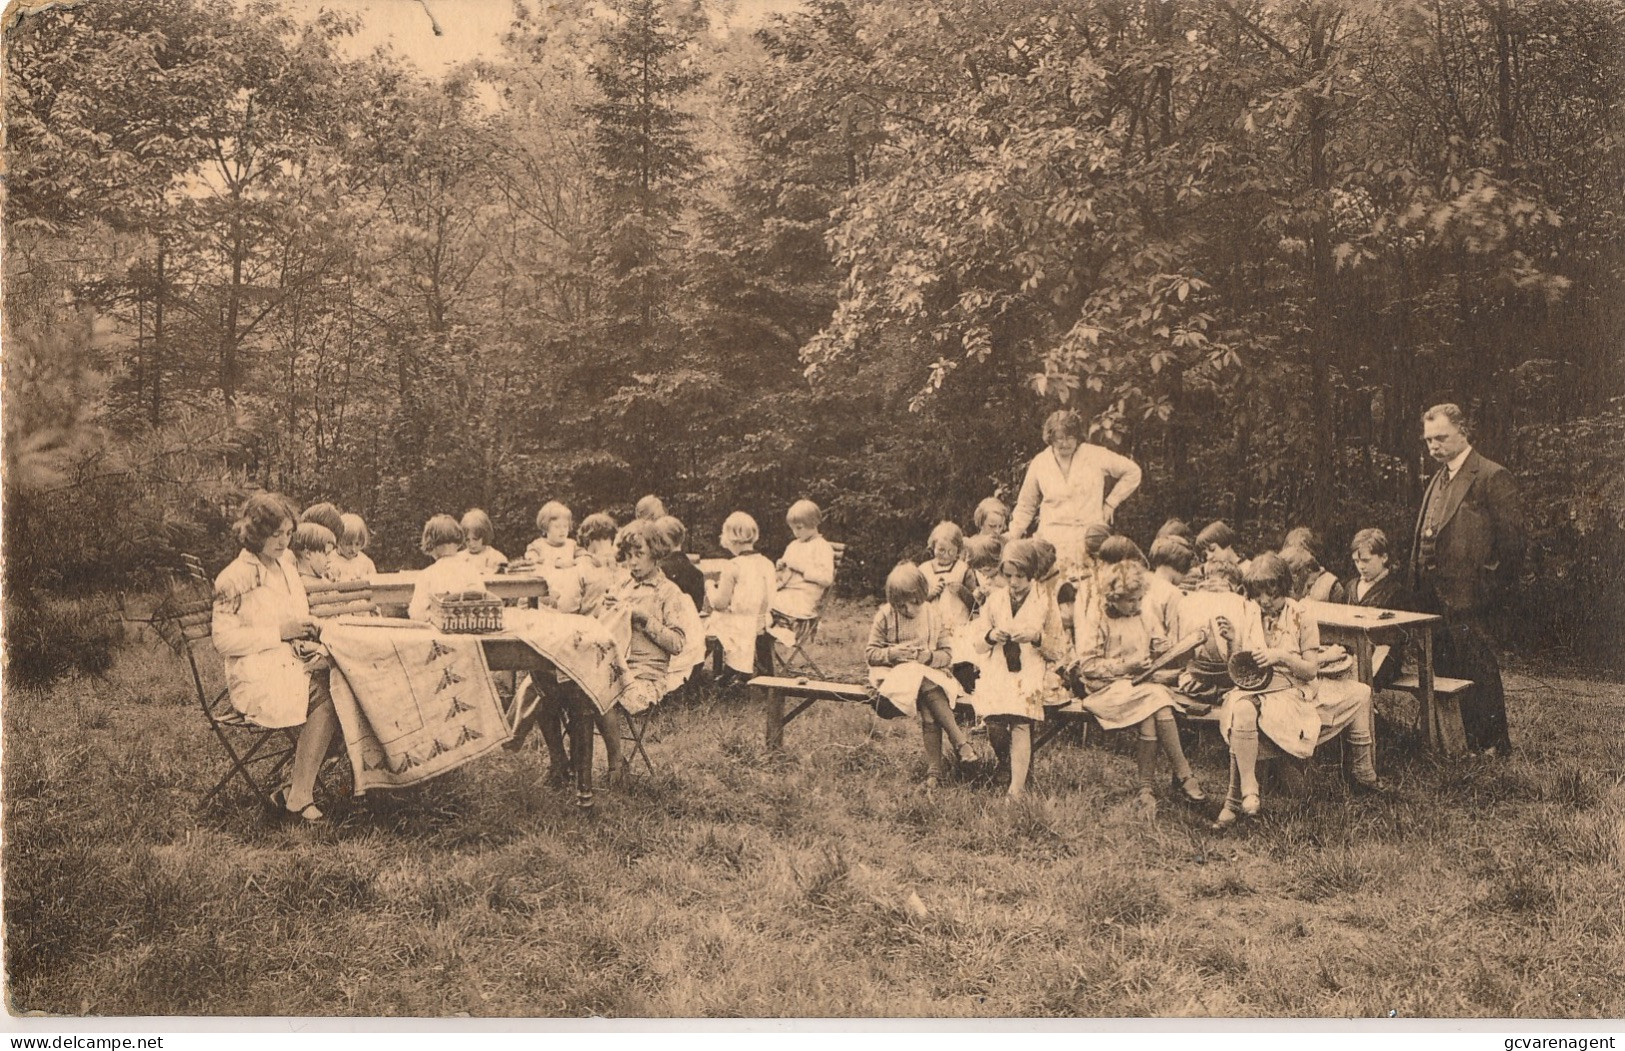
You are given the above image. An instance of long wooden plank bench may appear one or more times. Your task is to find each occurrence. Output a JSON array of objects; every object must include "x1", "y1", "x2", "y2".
[
  {"x1": 749, "y1": 675, "x2": 872, "y2": 751},
  {"x1": 1389, "y1": 673, "x2": 1473, "y2": 697}
]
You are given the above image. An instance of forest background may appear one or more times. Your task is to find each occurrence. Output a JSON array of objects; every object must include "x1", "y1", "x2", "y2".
[{"x1": 4, "y1": 0, "x2": 1622, "y2": 683}]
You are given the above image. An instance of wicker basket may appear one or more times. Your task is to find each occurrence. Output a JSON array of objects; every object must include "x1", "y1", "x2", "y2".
[{"x1": 427, "y1": 590, "x2": 504, "y2": 634}]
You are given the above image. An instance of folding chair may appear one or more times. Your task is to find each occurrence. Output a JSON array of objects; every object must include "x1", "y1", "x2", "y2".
[
  {"x1": 154, "y1": 593, "x2": 299, "y2": 811},
  {"x1": 772, "y1": 540, "x2": 845, "y2": 677}
]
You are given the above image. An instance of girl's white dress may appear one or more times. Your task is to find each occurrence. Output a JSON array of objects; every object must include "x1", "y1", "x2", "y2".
[
  {"x1": 407, "y1": 554, "x2": 487, "y2": 622},
  {"x1": 211, "y1": 549, "x2": 319, "y2": 729},
  {"x1": 967, "y1": 585, "x2": 1066, "y2": 721},
  {"x1": 919, "y1": 558, "x2": 974, "y2": 628},
  {"x1": 1218, "y1": 597, "x2": 1370, "y2": 759},
  {"x1": 1072, "y1": 605, "x2": 1182, "y2": 730},
  {"x1": 526, "y1": 538, "x2": 580, "y2": 601},
  {"x1": 327, "y1": 551, "x2": 376, "y2": 584},
  {"x1": 708, "y1": 552, "x2": 777, "y2": 674},
  {"x1": 866, "y1": 603, "x2": 961, "y2": 719},
  {"x1": 463, "y1": 546, "x2": 507, "y2": 576}
]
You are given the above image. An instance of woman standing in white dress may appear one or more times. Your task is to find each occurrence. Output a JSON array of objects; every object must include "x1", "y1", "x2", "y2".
[{"x1": 1006, "y1": 409, "x2": 1142, "y2": 577}]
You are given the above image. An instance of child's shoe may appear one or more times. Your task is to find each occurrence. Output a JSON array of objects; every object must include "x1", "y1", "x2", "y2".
[{"x1": 1173, "y1": 773, "x2": 1206, "y2": 803}]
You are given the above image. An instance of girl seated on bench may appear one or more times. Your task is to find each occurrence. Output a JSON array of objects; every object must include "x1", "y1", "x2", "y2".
[
  {"x1": 1213, "y1": 553, "x2": 1386, "y2": 829},
  {"x1": 867, "y1": 563, "x2": 979, "y2": 789},
  {"x1": 1070, "y1": 561, "x2": 1204, "y2": 809},
  {"x1": 707, "y1": 511, "x2": 776, "y2": 685},
  {"x1": 968, "y1": 540, "x2": 1066, "y2": 799}
]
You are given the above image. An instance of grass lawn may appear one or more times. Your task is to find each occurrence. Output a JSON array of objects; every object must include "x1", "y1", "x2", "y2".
[{"x1": 4, "y1": 597, "x2": 1622, "y2": 1018}]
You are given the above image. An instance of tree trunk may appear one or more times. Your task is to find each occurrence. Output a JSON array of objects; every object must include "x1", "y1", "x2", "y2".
[
  {"x1": 1305, "y1": 16, "x2": 1337, "y2": 532},
  {"x1": 222, "y1": 210, "x2": 245, "y2": 408},
  {"x1": 151, "y1": 241, "x2": 165, "y2": 426}
]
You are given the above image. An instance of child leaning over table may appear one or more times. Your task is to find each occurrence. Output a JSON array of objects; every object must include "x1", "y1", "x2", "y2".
[
  {"x1": 329, "y1": 513, "x2": 376, "y2": 583},
  {"x1": 867, "y1": 563, "x2": 980, "y2": 789},
  {"x1": 408, "y1": 514, "x2": 486, "y2": 622}
]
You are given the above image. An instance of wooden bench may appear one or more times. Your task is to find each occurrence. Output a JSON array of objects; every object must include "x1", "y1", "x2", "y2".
[
  {"x1": 749, "y1": 675, "x2": 871, "y2": 751},
  {"x1": 1390, "y1": 673, "x2": 1473, "y2": 697}
]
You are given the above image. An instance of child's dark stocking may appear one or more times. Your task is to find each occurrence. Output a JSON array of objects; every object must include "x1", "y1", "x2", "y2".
[
  {"x1": 920, "y1": 685, "x2": 973, "y2": 761},
  {"x1": 537, "y1": 691, "x2": 570, "y2": 787},
  {"x1": 917, "y1": 702, "x2": 946, "y2": 780},
  {"x1": 988, "y1": 719, "x2": 1012, "y2": 769},
  {"x1": 1135, "y1": 716, "x2": 1160, "y2": 797}
]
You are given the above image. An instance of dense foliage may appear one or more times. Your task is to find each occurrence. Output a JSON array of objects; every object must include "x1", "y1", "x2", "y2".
[{"x1": 4, "y1": 0, "x2": 1622, "y2": 672}]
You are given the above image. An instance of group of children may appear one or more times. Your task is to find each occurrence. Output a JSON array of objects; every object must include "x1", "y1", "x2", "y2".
[
  {"x1": 280, "y1": 493, "x2": 843, "y2": 796},
  {"x1": 278, "y1": 490, "x2": 1406, "y2": 823},
  {"x1": 869, "y1": 501, "x2": 1402, "y2": 822}
]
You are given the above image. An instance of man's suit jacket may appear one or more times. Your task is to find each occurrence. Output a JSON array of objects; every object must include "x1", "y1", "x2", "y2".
[{"x1": 1410, "y1": 449, "x2": 1524, "y2": 616}]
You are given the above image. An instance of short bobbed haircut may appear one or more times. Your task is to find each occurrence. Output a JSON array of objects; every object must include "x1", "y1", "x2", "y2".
[
  {"x1": 461, "y1": 508, "x2": 495, "y2": 545},
  {"x1": 577, "y1": 512, "x2": 620, "y2": 547},
  {"x1": 1000, "y1": 538, "x2": 1046, "y2": 580},
  {"x1": 721, "y1": 511, "x2": 760, "y2": 548},
  {"x1": 1042, "y1": 409, "x2": 1087, "y2": 446},
  {"x1": 973, "y1": 497, "x2": 1009, "y2": 532},
  {"x1": 536, "y1": 500, "x2": 573, "y2": 533},
  {"x1": 235, "y1": 492, "x2": 299, "y2": 552},
  {"x1": 962, "y1": 534, "x2": 1003, "y2": 571},
  {"x1": 290, "y1": 522, "x2": 336, "y2": 555},
  {"x1": 654, "y1": 514, "x2": 688, "y2": 550},
  {"x1": 786, "y1": 499, "x2": 822, "y2": 528},
  {"x1": 634, "y1": 494, "x2": 667, "y2": 521},
  {"x1": 1422, "y1": 402, "x2": 1470, "y2": 436},
  {"x1": 1350, "y1": 527, "x2": 1390, "y2": 560},
  {"x1": 1030, "y1": 538, "x2": 1058, "y2": 580},
  {"x1": 300, "y1": 502, "x2": 345, "y2": 539},
  {"x1": 420, "y1": 514, "x2": 465, "y2": 555},
  {"x1": 1155, "y1": 517, "x2": 1192, "y2": 541},
  {"x1": 1242, "y1": 552, "x2": 1293, "y2": 599},
  {"x1": 1280, "y1": 545, "x2": 1318, "y2": 595},
  {"x1": 884, "y1": 562, "x2": 929, "y2": 607},
  {"x1": 1083, "y1": 522, "x2": 1112, "y2": 558},
  {"x1": 339, "y1": 512, "x2": 370, "y2": 550},
  {"x1": 1149, "y1": 536, "x2": 1196, "y2": 574},
  {"x1": 1196, "y1": 519, "x2": 1238, "y2": 553},
  {"x1": 927, "y1": 520, "x2": 964, "y2": 554},
  {"x1": 1096, "y1": 535, "x2": 1147, "y2": 567},
  {"x1": 617, "y1": 518, "x2": 672, "y2": 562}
]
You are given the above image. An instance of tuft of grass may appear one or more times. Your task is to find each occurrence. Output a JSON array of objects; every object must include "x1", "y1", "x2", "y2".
[{"x1": 4, "y1": 596, "x2": 1624, "y2": 1017}]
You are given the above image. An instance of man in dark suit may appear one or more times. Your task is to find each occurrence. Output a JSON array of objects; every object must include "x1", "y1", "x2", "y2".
[{"x1": 1411, "y1": 403, "x2": 1525, "y2": 754}]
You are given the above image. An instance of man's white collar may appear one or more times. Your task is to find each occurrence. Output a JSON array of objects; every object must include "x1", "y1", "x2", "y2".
[{"x1": 1446, "y1": 446, "x2": 1473, "y2": 478}]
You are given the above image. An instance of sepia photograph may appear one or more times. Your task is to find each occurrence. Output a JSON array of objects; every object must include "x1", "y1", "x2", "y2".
[{"x1": 1, "y1": 0, "x2": 1621, "y2": 1023}]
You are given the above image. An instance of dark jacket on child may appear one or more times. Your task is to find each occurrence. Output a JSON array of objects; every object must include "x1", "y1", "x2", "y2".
[
  {"x1": 1340, "y1": 572, "x2": 1413, "y2": 689},
  {"x1": 660, "y1": 553, "x2": 707, "y2": 612}
]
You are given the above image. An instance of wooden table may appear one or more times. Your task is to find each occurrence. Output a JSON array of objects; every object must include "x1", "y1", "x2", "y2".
[
  {"x1": 1301, "y1": 600, "x2": 1464, "y2": 755},
  {"x1": 479, "y1": 634, "x2": 599, "y2": 799},
  {"x1": 369, "y1": 572, "x2": 553, "y2": 611},
  {"x1": 690, "y1": 556, "x2": 729, "y2": 582}
]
